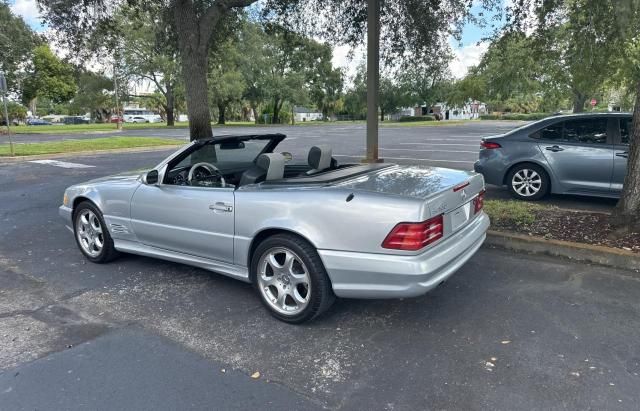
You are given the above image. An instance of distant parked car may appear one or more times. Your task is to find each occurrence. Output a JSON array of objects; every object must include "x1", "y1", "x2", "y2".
[
  {"x1": 27, "y1": 118, "x2": 52, "y2": 126},
  {"x1": 474, "y1": 113, "x2": 630, "y2": 200},
  {"x1": 128, "y1": 116, "x2": 150, "y2": 123},
  {"x1": 110, "y1": 116, "x2": 123, "y2": 123},
  {"x1": 64, "y1": 116, "x2": 91, "y2": 125}
]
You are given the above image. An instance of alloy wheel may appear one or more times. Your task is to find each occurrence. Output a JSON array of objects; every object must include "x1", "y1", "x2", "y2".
[
  {"x1": 257, "y1": 247, "x2": 311, "y2": 316},
  {"x1": 511, "y1": 169, "x2": 542, "y2": 197},
  {"x1": 76, "y1": 210, "x2": 104, "y2": 257}
]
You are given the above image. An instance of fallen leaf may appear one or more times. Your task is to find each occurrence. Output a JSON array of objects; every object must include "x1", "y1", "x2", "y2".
[
  {"x1": 251, "y1": 371, "x2": 261, "y2": 379},
  {"x1": 501, "y1": 340, "x2": 511, "y2": 344},
  {"x1": 570, "y1": 372, "x2": 580, "y2": 377}
]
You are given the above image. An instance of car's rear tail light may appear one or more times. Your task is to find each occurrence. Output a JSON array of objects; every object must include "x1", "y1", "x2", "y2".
[
  {"x1": 480, "y1": 140, "x2": 501, "y2": 149},
  {"x1": 474, "y1": 190, "x2": 485, "y2": 214},
  {"x1": 382, "y1": 215, "x2": 444, "y2": 251}
]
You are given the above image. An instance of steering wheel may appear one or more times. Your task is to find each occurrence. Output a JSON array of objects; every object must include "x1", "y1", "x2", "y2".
[{"x1": 187, "y1": 162, "x2": 226, "y2": 187}]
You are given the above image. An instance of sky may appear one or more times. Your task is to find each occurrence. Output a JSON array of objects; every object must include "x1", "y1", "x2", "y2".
[{"x1": 9, "y1": 0, "x2": 498, "y2": 80}]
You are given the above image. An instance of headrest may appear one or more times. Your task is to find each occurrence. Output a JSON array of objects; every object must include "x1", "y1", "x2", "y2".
[
  {"x1": 256, "y1": 153, "x2": 285, "y2": 181},
  {"x1": 307, "y1": 145, "x2": 333, "y2": 172}
]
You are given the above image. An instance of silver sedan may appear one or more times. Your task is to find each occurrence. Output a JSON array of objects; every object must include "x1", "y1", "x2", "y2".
[{"x1": 474, "y1": 113, "x2": 630, "y2": 200}]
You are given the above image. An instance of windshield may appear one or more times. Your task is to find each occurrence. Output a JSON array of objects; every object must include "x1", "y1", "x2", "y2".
[{"x1": 175, "y1": 139, "x2": 271, "y2": 173}]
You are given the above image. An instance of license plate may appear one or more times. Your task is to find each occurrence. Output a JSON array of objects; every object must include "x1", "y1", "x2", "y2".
[{"x1": 450, "y1": 201, "x2": 472, "y2": 231}]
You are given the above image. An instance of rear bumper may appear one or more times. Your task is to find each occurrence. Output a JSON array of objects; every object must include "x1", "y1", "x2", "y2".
[
  {"x1": 474, "y1": 159, "x2": 505, "y2": 186},
  {"x1": 319, "y1": 212, "x2": 490, "y2": 299}
]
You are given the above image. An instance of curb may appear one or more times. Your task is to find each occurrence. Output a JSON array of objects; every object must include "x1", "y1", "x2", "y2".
[
  {"x1": 486, "y1": 230, "x2": 640, "y2": 273},
  {"x1": 0, "y1": 144, "x2": 183, "y2": 163}
]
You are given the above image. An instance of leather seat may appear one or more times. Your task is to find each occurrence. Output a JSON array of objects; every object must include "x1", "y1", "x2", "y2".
[
  {"x1": 239, "y1": 153, "x2": 285, "y2": 186},
  {"x1": 307, "y1": 145, "x2": 335, "y2": 175}
]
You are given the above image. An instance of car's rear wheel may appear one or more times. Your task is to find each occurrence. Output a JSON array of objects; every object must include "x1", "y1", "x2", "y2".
[
  {"x1": 507, "y1": 163, "x2": 550, "y2": 201},
  {"x1": 73, "y1": 202, "x2": 119, "y2": 263},
  {"x1": 251, "y1": 234, "x2": 334, "y2": 323}
]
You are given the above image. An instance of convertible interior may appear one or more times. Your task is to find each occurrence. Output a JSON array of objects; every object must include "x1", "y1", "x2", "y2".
[{"x1": 162, "y1": 134, "x2": 354, "y2": 189}]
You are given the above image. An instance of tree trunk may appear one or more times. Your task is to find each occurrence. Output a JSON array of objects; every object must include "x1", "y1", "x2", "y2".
[
  {"x1": 166, "y1": 83, "x2": 175, "y2": 126},
  {"x1": 612, "y1": 80, "x2": 640, "y2": 229},
  {"x1": 273, "y1": 98, "x2": 281, "y2": 124},
  {"x1": 217, "y1": 103, "x2": 226, "y2": 125},
  {"x1": 173, "y1": 2, "x2": 212, "y2": 140},
  {"x1": 252, "y1": 104, "x2": 259, "y2": 124},
  {"x1": 572, "y1": 92, "x2": 587, "y2": 113},
  {"x1": 380, "y1": 109, "x2": 384, "y2": 122}
]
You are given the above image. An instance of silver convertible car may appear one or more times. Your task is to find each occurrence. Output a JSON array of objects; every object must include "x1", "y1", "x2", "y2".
[{"x1": 60, "y1": 134, "x2": 489, "y2": 323}]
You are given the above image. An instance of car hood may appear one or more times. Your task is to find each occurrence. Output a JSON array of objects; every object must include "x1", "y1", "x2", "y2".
[{"x1": 336, "y1": 165, "x2": 481, "y2": 200}]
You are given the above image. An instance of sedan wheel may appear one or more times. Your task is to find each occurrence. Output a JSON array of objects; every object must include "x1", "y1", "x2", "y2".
[
  {"x1": 512, "y1": 169, "x2": 542, "y2": 197},
  {"x1": 507, "y1": 164, "x2": 549, "y2": 201},
  {"x1": 257, "y1": 247, "x2": 311, "y2": 316}
]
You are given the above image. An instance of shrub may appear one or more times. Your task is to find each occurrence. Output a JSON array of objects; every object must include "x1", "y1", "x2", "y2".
[
  {"x1": 480, "y1": 114, "x2": 500, "y2": 120},
  {"x1": 397, "y1": 115, "x2": 435, "y2": 122}
]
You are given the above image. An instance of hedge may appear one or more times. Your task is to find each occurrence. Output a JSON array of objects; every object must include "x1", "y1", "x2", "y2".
[
  {"x1": 397, "y1": 115, "x2": 436, "y2": 122},
  {"x1": 481, "y1": 113, "x2": 551, "y2": 121}
]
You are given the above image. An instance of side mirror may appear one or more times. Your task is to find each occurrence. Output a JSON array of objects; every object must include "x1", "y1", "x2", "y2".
[
  {"x1": 142, "y1": 170, "x2": 159, "y2": 185},
  {"x1": 281, "y1": 152, "x2": 293, "y2": 162}
]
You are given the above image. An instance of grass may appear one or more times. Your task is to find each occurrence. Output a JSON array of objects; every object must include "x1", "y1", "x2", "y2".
[
  {"x1": 0, "y1": 137, "x2": 184, "y2": 156},
  {"x1": 9, "y1": 122, "x2": 191, "y2": 134},
  {"x1": 484, "y1": 199, "x2": 545, "y2": 227},
  {"x1": 7, "y1": 119, "x2": 477, "y2": 134}
]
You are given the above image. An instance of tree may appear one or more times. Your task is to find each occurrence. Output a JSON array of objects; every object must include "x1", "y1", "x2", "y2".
[
  {"x1": 379, "y1": 76, "x2": 408, "y2": 121},
  {"x1": 0, "y1": 3, "x2": 41, "y2": 94},
  {"x1": 117, "y1": 6, "x2": 182, "y2": 126},
  {"x1": 40, "y1": 0, "x2": 502, "y2": 138},
  {"x1": 67, "y1": 71, "x2": 114, "y2": 121},
  {"x1": 22, "y1": 45, "x2": 76, "y2": 114},
  {"x1": 209, "y1": 39, "x2": 246, "y2": 124}
]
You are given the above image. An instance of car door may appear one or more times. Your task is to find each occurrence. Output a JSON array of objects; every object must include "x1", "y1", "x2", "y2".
[
  {"x1": 535, "y1": 117, "x2": 614, "y2": 194},
  {"x1": 611, "y1": 116, "x2": 631, "y2": 194},
  {"x1": 130, "y1": 183, "x2": 235, "y2": 264}
]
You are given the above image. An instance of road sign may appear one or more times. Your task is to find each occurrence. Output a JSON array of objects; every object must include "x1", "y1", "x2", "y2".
[{"x1": 590, "y1": 99, "x2": 597, "y2": 107}]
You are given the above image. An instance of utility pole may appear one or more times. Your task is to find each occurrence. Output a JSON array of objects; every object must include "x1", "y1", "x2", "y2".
[
  {"x1": 0, "y1": 72, "x2": 15, "y2": 156},
  {"x1": 364, "y1": 0, "x2": 382, "y2": 163},
  {"x1": 113, "y1": 62, "x2": 122, "y2": 130}
]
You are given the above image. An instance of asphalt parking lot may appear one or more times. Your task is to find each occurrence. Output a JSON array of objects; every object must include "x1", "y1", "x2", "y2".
[{"x1": 1, "y1": 122, "x2": 633, "y2": 410}]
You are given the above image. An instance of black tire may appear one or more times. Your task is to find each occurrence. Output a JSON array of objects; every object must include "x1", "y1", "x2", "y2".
[
  {"x1": 506, "y1": 163, "x2": 550, "y2": 201},
  {"x1": 73, "y1": 201, "x2": 120, "y2": 263},
  {"x1": 251, "y1": 233, "x2": 335, "y2": 324}
]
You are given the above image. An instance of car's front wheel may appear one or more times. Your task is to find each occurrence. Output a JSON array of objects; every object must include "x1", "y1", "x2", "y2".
[
  {"x1": 251, "y1": 234, "x2": 335, "y2": 323},
  {"x1": 506, "y1": 163, "x2": 550, "y2": 200},
  {"x1": 73, "y1": 202, "x2": 120, "y2": 263}
]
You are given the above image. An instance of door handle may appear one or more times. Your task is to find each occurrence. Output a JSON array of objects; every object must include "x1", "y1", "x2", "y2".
[
  {"x1": 545, "y1": 145, "x2": 564, "y2": 152},
  {"x1": 616, "y1": 151, "x2": 629, "y2": 158},
  {"x1": 209, "y1": 202, "x2": 233, "y2": 212}
]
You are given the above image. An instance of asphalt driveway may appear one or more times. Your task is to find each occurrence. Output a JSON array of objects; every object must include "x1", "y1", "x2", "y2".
[{"x1": 0, "y1": 149, "x2": 637, "y2": 410}]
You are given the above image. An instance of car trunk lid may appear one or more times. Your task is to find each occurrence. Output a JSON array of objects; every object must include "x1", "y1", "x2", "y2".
[{"x1": 336, "y1": 165, "x2": 485, "y2": 239}]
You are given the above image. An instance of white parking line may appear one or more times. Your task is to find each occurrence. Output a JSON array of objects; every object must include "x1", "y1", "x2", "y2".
[{"x1": 30, "y1": 160, "x2": 95, "y2": 169}]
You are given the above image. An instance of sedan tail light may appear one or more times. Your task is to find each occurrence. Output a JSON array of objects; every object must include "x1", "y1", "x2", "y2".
[
  {"x1": 474, "y1": 190, "x2": 486, "y2": 214},
  {"x1": 382, "y1": 214, "x2": 444, "y2": 251},
  {"x1": 480, "y1": 140, "x2": 501, "y2": 149}
]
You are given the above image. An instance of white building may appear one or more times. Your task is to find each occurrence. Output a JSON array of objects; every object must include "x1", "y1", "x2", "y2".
[{"x1": 293, "y1": 106, "x2": 323, "y2": 122}]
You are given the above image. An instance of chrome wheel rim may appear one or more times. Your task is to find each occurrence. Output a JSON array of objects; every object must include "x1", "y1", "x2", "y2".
[
  {"x1": 75, "y1": 210, "x2": 104, "y2": 257},
  {"x1": 512, "y1": 169, "x2": 542, "y2": 197},
  {"x1": 257, "y1": 247, "x2": 311, "y2": 316}
]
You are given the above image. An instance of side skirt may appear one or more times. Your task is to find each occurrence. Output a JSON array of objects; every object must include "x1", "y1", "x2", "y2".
[{"x1": 114, "y1": 239, "x2": 250, "y2": 282}]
